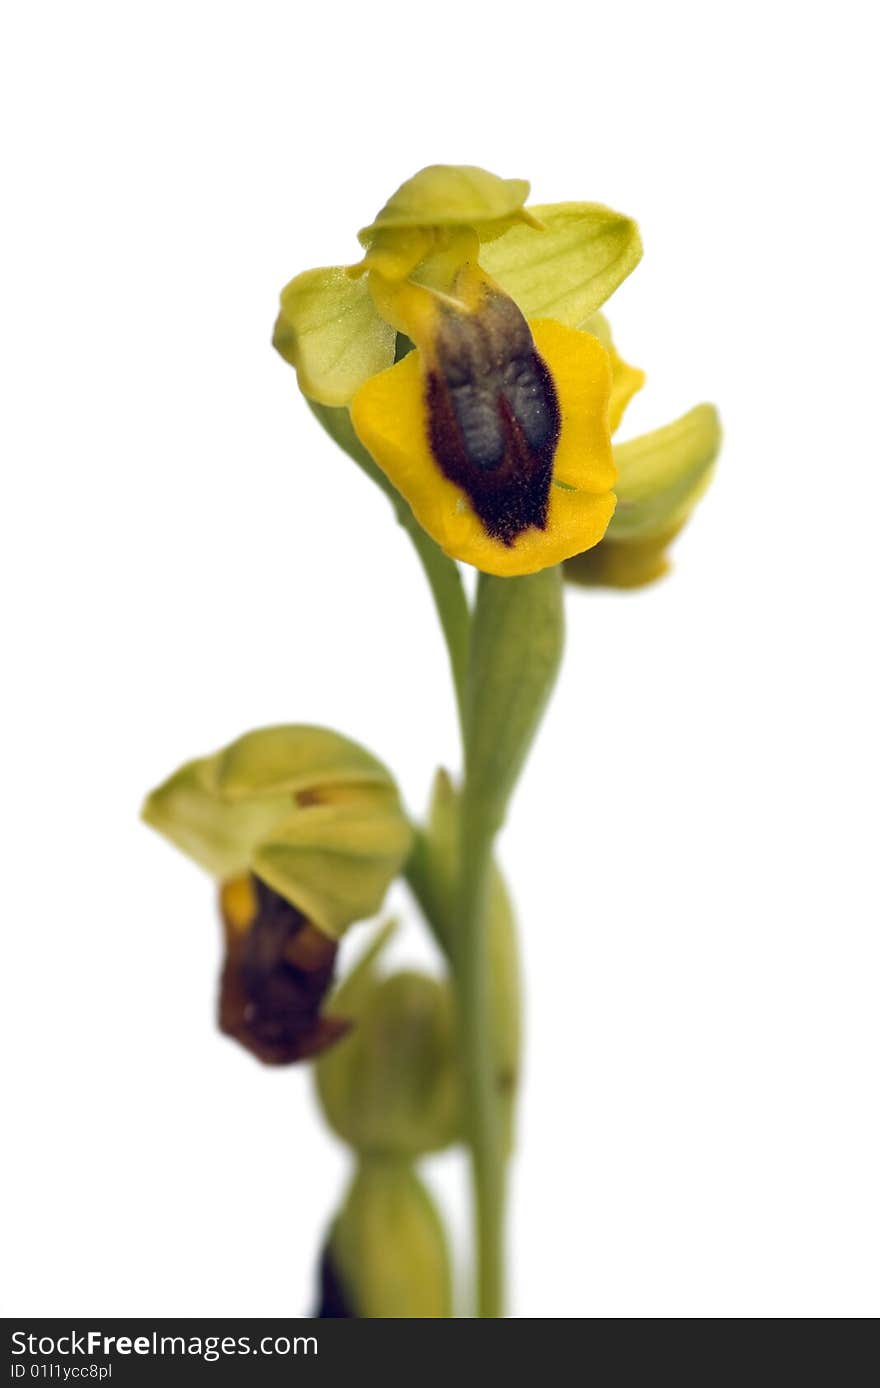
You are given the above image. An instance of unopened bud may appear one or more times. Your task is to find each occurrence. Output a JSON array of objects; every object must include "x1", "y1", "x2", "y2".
[
  {"x1": 315, "y1": 931, "x2": 459, "y2": 1156},
  {"x1": 318, "y1": 1160, "x2": 451, "y2": 1318}
]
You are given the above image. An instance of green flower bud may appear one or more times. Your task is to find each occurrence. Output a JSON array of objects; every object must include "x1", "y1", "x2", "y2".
[
  {"x1": 609, "y1": 403, "x2": 721, "y2": 541},
  {"x1": 408, "y1": 770, "x2": 521, "y2": 1145},
  {"x1": 142, "y1": 724, "x2": 412, "y2": 941},
  {"x1": 566, "y1": 404, "x2": 721, "y2": 589},
  {"x1": 319, "y1": 1160, "x2": 452, "y2": 1318},
  {"x1": 315, "y1": 926, "x2": 459, "y2": 1157}
]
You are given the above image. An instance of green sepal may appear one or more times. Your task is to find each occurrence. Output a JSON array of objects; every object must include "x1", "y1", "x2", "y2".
[
  {"x1": 141, "y1": 757, "x2": 289, "y2": 881},
  {"x1": 608, "y1": 403, "x2": 721, "y2": 540},
  {"x1": 253, "y1": 798, "x2": 413, "y2": 942},
  {"x1": 214, "y1": 724, "x2": 392, "y2": 800},
  {"x1": 142, "y1": 725, "x2": 412, "y2": 939},
  {"x1": 272, "y1": 266, "x2": 396, "y2": 406},
  {"x1": 480, "y1": 202, "x2": 642, "y2": 327},
  {"x1": 565, "y1": 404, "x2": 722, "y2": 589}
]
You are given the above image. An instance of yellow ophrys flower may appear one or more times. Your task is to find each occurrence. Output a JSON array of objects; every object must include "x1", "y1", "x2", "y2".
[
  {"x1": 142, "y1": 725, "x2": 412, "y2": 1064},
  {"x1": 274, "y1": 165, "x2": 645, "y2": 576}
]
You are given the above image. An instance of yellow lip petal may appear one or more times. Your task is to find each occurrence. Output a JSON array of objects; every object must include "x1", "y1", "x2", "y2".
[
  {"x1": 585, "y1": 311, "x2": 646, "y2": 435},
  {"x1": 350, "y1": 317, "x2": 615, "y2": 576},
  {"x1": 530, "y1": 319, "x2": 616, "y2": 494}
]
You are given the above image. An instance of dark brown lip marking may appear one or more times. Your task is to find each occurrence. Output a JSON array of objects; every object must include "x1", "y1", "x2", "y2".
[
  {"x1": 218, "y1": 874, "x2": 349, "y2": 1065},
  {"x1": 426, "y1": 291, "x2": 560, "y2": 545}
]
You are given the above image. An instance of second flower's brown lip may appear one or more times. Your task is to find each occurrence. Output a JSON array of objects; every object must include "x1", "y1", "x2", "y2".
[
  {"x1": 425, "y1": 291, "x2": 560, "y2": 547},
  {"x1": 219, "y1": 875, "x2": 350, "y2": 1066}
]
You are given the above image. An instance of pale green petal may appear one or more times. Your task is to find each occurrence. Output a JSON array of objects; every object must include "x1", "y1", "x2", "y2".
[
  {"x1": 358, "y1": 164, "x2": 533, "y2": 242},
  {"x1": 141, "y1": 757, "x2": 291, "y2": 880},
  {"x1": 272, "y1": 266, "x2": 395, "y2": 406},
  {"x1": 480, "y1": 202, "x2": 642, "y2": 326},
  {"x1": 252, "y1": 802, "x2": 413, "y2": 940},
  {"x1": 214, "y1": 725, "x2": 393, "y2": 801},
  {"x1": 610, "y1": 404, "x2": 721, "y2": 540},
  {"x1": 142, "y1": 727, "x2": 410, "y2": 929}
]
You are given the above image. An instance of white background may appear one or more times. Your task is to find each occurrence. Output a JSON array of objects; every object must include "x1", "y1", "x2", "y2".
[{"x1": 2, "y1": 1, "x2": 878, "y2": 1318}]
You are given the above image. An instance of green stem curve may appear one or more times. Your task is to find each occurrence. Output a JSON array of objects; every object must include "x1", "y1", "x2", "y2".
[{"x1": 308, "y1": 400, "x2": 470, "y2": 730}]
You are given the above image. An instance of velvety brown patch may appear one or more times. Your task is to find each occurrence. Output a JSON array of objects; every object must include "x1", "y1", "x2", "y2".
[
  {"x1": 426, "y1": 291, "x2": 560, "y2": 545},
  {"x1": 218, "y1": 874, "x2": 350, "y2": 1064}
]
